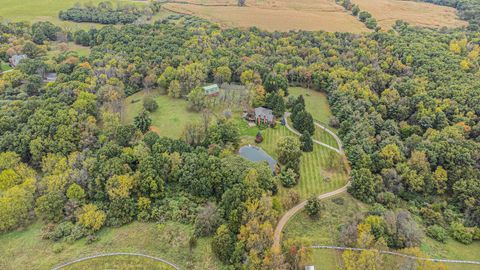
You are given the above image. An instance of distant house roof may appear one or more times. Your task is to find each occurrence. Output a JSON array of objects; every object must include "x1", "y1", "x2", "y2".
[
  {"x1": 305, "y1": 266, "x2": 315, "y2": 270},
  {"x1": 203, "y1": 84, "x2": 220, "y2": 95},
  {"x1": 9, "y1": 54, "x2": 27, "y2": 67},
  {"x1": 255, "y1": 107, "x2": 275, "y2": 123},
  {"x1": 44, "y1": 73, "x2": 57, "y2": 83}
]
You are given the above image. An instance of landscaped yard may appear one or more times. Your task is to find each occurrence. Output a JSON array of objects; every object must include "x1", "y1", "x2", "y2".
[
  {"x1": 0, "y1": 222, "x2": 222, "y2": 270},
  {"x1": 123, "y1": 90, "x2": 203, "y2": 139},
  {"x1": 239, "y1": 121, "x2": 348, "y2": 200}
]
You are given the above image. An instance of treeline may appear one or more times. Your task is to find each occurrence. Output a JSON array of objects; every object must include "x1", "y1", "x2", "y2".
[
  {"x1": 336, "y1": 0, "x2": 379, "y2": 30},
  {"x1": 59, "y1": 1, "x2": 161, "y2": 24}
]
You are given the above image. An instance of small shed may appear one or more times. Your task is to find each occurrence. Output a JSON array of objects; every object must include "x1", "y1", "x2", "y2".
[
  {"x1": 9, "y1": 54, "x2": 27, "y2": 67},
  {"x1": 305, "y1": 266, "x2": 315, "y2": 270},
  {"x1": 44, "y1": 73, "x2": 57, "y2": 83},
  {"x1": 203, "y1": 84, "x2": 220, "y2": 96},
  {"x1": 255, "y1": 107, "x2": 275, "y2": 125}
]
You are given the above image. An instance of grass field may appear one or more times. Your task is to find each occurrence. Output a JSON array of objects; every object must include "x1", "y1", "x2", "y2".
[
  {"x1": 62, "y1": 255, "x2": 176, "y2": 270},
  {"x1": 288, "y1": 87, "x2": 333, "y2": 126},
  {"x1": 123, "y1": 90, "x2": 203, "y2": 138},
  {"x1": 352, "y1": 0, "x2": 467, "y2": 29},
  {"x1": 0, "y1": 221, "x2": 222, "y2": 270},
  {"x1": 0, "y1": 0, "x2": 170, "y2": 30},
  {"x1": 164, "y1": 0, "x2": 369, "y2": 33}
]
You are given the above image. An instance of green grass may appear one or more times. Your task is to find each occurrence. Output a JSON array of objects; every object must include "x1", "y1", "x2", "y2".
[
  {"x1": 123, "y1": 90, "x2": 203, "y2": 139},
  {"x1": 239, "y1": 122, "x2": 348, "y2": 200},
  {"x1": 63, "y1": 255, "x2": 176, "y2": 270},
  {"x1": 0, "y1": 221, "x2": 222, "y2": 270},
  {"x1": 0, "y1": 61, "x2": 11, "y2": 72},
  {"x1": 289, "y1": 87, "x2": 334, "y2": 128},
  {"x1": 0, "y1": 0, "x2": 169, "y2": 30}
]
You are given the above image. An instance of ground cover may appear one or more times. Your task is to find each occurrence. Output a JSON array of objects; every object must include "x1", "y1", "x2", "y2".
[
  {"x1": 0, "y1": 61, "x2": 11, "y2": 72},
  {"x1": 352, "y1": 0, "x2": 467, "y2": 29},
  {"x1": 62, "y1": 255, "x2": 176, "y2": 270},
  {"x1": 163, "y1": 0, "x2": 369, "y2": 33},
  {"x1": 0, "y1": 221, "x2": 222, "y2": 270},
  {"x1": 123, "y1": 89, "x2": 203, "y2": 138}
]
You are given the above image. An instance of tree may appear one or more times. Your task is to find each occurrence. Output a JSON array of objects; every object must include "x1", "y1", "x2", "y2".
[
  {"x1": 282, "y1": 189, "x2": 300, "y2": 209},
  {"x1": 187, "y1": 87, "x2": 206, "y2": 112},
  {"x1": 77, "y1": 204, "x2": 106, "y2": 232},
  {"x1": 348, "y1": 168, "x2": 381, "y2": 203},
  {"x1": 66, "y1": 183, "x2": 86, "y2": 202},
  {"x1": 212, "y1": 224, "x2": 235, "y2": 263},
  {"x1": 276, "y1": 136, "x2": 302, "y2": 173},
  {"x1": 305, "y1": 196, "x2": 321, "y2": 218},
  {"x1": 35, "y1": 191, "x2": 65, "y2": 223},
  {"x1": 214, "y1": 66, "x2": 232, "y2": 84},
  {"x1": 300, "y1": 131, "x2": 313, "y2": 152},
  {"x1": 134, "y1": 111, "x2": 152, "y2": 133},
  {"x1": 292, "y1": 110, "x2": 315, "y2": 135},
  {"x1": 143, "y1": 97, "x2": 158, "y2": 112},
  {"x1": 266, "y1": 93, "x2": 285, "y2": 117},
  {"x1": 106, "y1": 174, "x2": 136, "y2": 199},
  {"x1": 263, "y1": 72, "x2": 288, "y2": 94},
  {"x1": 194, "y1": 202, "x2": 221, "y2": 237},
  {"x1": 168, "y1": 80, "x2": 181, "y2": 98},
  {"x1": 278, "y1": 168, "x2": 298, "y2": 188}
]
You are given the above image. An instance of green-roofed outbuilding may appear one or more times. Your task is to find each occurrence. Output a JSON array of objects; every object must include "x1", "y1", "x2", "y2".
[{"x1": 203, "y1": 84, "x2": 220, "y2": 96}]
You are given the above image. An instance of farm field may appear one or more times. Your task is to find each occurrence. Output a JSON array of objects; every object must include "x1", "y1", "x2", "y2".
[
  {"x1": 163, "y1": 0, "x2": 369, "y2": 33},
  {"x1": 123, "y1": 89, "x2": 203, "y2": 138},
  {"x1": 0, "y1": 222, "x2": 222, "y2": 270},
  {"x1": 352, "y1": 0, "x2": 467, "y2": 29},
  {"x1": 62, "y1": 255, "x2": 176, "y2": 270}
]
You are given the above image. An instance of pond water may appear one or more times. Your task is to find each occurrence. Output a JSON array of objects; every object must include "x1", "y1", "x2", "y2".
[{"x1": 239, "y1": 145, "x2": 277, "y2": 171}]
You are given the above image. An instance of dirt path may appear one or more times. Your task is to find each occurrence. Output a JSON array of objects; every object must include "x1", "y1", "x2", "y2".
[{"x1": 273, "y1": 113, "x2": 350, "y2": 249}]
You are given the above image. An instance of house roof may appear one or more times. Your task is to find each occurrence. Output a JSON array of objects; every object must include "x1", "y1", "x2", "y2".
[
  {"x1": 203, "y1": 84, "x2": 220, "y2": 94},
  {"x1": 255, "y1": 107, "x2": 275, "y2": 123}
]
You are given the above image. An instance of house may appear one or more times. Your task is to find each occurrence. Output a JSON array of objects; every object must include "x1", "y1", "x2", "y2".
[
  {"x1": 43, "y1": 73, "x2": 57, "y2": 83},
  {"x1": 9, "y1": 54, "x2": 27, "y2": 67},
  {"x1": 203, "y1": 84, "x2": 220, "y2": 96},
  {"x1": 254, "y1": 107, "x2": 275, "y2": 125},
  {"x1": 305, "y1": 266, "x2": 315, "y2": 270}
]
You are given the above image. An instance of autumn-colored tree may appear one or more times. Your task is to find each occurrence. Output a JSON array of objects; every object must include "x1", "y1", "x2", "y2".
[{"x1": 77, "y1": 204, "x2": 106, "y2": 232}]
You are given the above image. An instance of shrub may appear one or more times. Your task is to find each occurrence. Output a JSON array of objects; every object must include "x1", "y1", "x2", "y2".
[
  {"x1": 194, "y1": 202, "x2": 221, "y2": 237},
  {"x1": 282, "y1": 189, "x2": 300, "y2": 209},
  {"x1": 278, "y1": 168, "x2": 298, "y2": 188},
  {"x1": 451, "y1": 222, "x2": 473, "y2": 244},
  {"x1": 426, "y1": 225, "x2": 448, "y2": 243},
  {"x1": 305, "y1": 196, "x2": 321, "y2": 219},
  {"x1": 143, "y1": 97, "x2": 158, "y2": 112}
]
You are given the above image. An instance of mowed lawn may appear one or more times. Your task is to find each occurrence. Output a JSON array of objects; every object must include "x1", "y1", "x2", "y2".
[
  {"x1": 288, "y1": 87, "x2": 333, "y2": 127},
  {"x1": 123, "y1": 90, "x2": 202, "y2": 139},
  {"x1": 252, "y1": 125, "x2": 348, "y2": 200},
  {"x1": 63, "y1": 255, "x2": 176, "y2": 270},
  {"x1": 0, "y1": 222, "x2": 222, "y2": 270}
]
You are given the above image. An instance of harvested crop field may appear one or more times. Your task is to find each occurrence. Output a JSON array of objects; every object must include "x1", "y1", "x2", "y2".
[
  {"x1": 163, "y1": 0, "x2": 369, "y2": 33},
  {"x1": 352, "y1": 0, "x2": 467, "y2": 29}
]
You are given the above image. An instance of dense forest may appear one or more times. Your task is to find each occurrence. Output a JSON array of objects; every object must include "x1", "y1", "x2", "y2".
[
  {"x1": 59, "y1": 2, "x2": 161, "y2": 25},
  {"x1": 0, "y1": 12, "x2": 479, "y2": 269}
]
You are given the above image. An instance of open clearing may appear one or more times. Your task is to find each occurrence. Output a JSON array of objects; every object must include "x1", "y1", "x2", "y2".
[
  {"x1": 0, "y1": 222, "x2": 221, "y2": 269},
  {"x1": 123, "y1": 89, "x2": 202, "y2": 138},
  {"x1": 164, "y1": 0, "x2": 369, "y2": 33},
  {"x1": 352, "y1": 0, "x2": 467, "y2": 29}
]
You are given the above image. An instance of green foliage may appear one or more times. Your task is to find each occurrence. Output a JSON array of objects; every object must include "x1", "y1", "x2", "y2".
[
  {"x1": 451, "y1": 222, "x2": 473, "y2": 245},
  {"x1": 143, "y1": 97, "x2": 158, "y2": 112},
  {"x1": 305, "y1": 196, "x2": 321, "y2": 218},
  {"x1": 426, "y1": 225, "x2": 448, "y2": 243},
  {"x1": 300, "y1": 131, "x2": 313, "y2": 152},
  {"x1": 348, "y1": 169, "x2": 381, "y2": 203},
  {"x1": 35, "y1": 191, "x2": 65, "y2": 223},
  {"x1": 278, "y1": 168, "x2": 298, "y2": 188},
  {"x1": 212, "y1": 224, "x2": 235, "y2": 263},
  {"x1": 276, "y1": 136, "x2": 302, "y2": 173},
  {"x1": 134, "y1": 110, "x2": 152, "y2": 133}
]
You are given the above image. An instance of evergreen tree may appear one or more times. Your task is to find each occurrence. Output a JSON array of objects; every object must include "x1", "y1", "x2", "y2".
[
  {"x1": 134, "y1": 110, "x2": 152, "y2": 133},
  {"x1": 300, "y1": 131, "x2": 313, "y2": 152}
]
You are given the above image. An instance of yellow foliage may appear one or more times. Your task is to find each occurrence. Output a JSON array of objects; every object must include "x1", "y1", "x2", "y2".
[
  {"x1": 78, "y1": 204, "x2": 106, "y2": 232},
  {"x1": 106, "y1": 174, "x2": 136, "y2": 199}
]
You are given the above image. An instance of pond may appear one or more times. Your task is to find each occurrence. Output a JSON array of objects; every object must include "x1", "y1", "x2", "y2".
[{"x1": 239, "y1": 145, "x2": 277, "y2": 171}]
